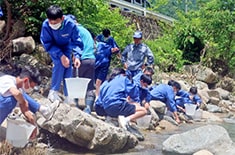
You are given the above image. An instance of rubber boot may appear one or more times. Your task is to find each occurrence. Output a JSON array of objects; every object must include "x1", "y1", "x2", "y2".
[{"x1": 83, "y1": 90, "x2": 95, "y2": 114}]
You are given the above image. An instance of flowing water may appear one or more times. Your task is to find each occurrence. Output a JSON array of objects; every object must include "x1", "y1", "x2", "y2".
[{"x1": 46, "y1": 121, "x2": 235, "y2": 155}]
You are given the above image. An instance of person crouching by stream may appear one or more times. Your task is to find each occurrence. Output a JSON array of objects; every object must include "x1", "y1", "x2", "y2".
[
  {"x1": 150, "y1": 81, "x2": 181, "y2": 124},
  {"x1": 95, "y1": 68, "x2": 148, "y2": 140},
  {"x1": 0, "y1": 66, "x2": 59, "y2": 138}
]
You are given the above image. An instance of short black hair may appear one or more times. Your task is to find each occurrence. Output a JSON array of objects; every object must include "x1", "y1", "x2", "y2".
[
  {"x1": 102, "y1": 29, "x2": 111, "y2": 38},
  {"x1": 172, "y1": 81, "x2": 181, "y2": 90},
  {"x1": 108, "y1": 68, "x2": 125, "y2": 82},
  {"x1": 19, "y1": 65, "x2": 42, "y2": 85},
  {"x1": 88, "y1": 28, "x2": 96, "y2": 40},
  {"x1": 189, "y1": 86, "x2": 197, "y2": 95},
  {"x1": 46, "y1": 5, "x2": 63, "y2": 20},
  {"x1": 167, "y1": 79, "x2": 175, "y2": 86},
  {"x1": 143, "y1": 66, "x2": 154, "y2": 75},
  {"x1": 140, "y1": 74, "x2": 152, "y2": 85}
]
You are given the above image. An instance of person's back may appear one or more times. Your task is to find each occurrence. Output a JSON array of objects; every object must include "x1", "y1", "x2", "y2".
[
  {"x1": 95, "y1": 42, "x2": 112, "y2": 68},
  {"x1": 77, "y1": 24, "x2": 95, "y2": 60},
  {"x1": 150, "y1": 82, "x2": 181, "y2": 123},
  {"x1": 102, "y1": 75, "x2": 139, "y2": 109},
  {"x1": 150, "y1": 84, "x2": 174, "y2": 103},
  {"x1": 96, "y1": 28, "x2": 119, "y2": 49}
]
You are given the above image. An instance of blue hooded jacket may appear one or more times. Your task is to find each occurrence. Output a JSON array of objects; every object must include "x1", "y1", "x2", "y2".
[
  {"x1": 133, "y1": 72, "x2": 152, "y2": 104},
  {"x1": 40, "y1": 15, "x2": 83, "y2": 59},
  {"x1": 95, "y1": 42, "x2": 112, "y2": 68},
  {"x1": 101, "y1": 75, "x2": 140, "y2": 109},
  {"x1": 150, "y1": 84, "x2": 177, "y2": 112}
]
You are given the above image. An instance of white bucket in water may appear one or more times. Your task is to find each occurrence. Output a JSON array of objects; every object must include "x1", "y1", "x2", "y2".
[
  {"x1": 6, "y1": 118, "x2": 36, "y2": 148},
  {"x1": 65, "y1": 77, "x2": 90, "y2": 99},
  {"x1": 136, "y1": 115, "x2": 152, "y2": 129},
  {"x1": 184, "y1": 103, "x2": 197, "y2": 116}
]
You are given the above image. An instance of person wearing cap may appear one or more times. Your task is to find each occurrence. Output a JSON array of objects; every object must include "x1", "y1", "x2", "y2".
[
  {"x1": 40, "y1": 5, "x2": 83, "y2": 103},
  {"x1": 121, "y1": 31, "x2": 154, "y2": 78}
]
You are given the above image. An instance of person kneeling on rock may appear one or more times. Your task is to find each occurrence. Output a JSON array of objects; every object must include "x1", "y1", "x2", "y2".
[{"x1": 95, "y1": 68, "x2": 147, "y2": 140}]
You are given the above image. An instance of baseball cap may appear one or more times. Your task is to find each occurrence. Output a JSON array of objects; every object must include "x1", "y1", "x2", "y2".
[{"x1": 133, "y1": 31, "x2": 142, "y2": 39}]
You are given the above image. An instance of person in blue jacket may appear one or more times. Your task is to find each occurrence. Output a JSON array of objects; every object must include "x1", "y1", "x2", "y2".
[
  {"x1": 134, "y1": 74, "x2": 152, "y2": 109},
  {"x1": 66, "y1": 14, "x2": 96, "y2": 114},
  {"x1": 94, "y1": 42, "x2": 119, "y2": 97},
  {"x1": 132, "y1": 67, "x2": 154, "y2": 109},
  {"x1": 95, "y1": 68, "x2": 147, "y2": 130},
  {"x1": 96, "y1": 29, "x2": 119, "y2": 50},
  {"x1": 133, "y1": 66, "x2": 154, "y2": 84},
  {"x1": 150, "y1": 81, "x2": 181, "y2": 124},
  {"x1": 175, "y1": 86, "x2": 202, "y2": 112},
  {"x1": 95, "y1": 29, "x2": 119, "y2": 97},
  {"x1": 40, "y1": 5, "x2": 83, "y2": 103},
  {"x1": 95, "y1": 68, "x2": 126, "y2": 117}
]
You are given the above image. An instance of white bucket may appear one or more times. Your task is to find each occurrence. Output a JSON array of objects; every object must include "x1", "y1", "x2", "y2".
[
  {"x1": 65, "y1": 77, "x2": 90, "y2": 99},
  {"x1": 184, "y1": 103, "x2": 197, "y2": 116},
  {"x1": 136, "y1": 115, "x2": 152, "y2": 129},
  {"x1": 6, "y1": 118, "x2": 36, "y2": 148},
  {"x1": 192, "y1": 109, "x2": 203, "y2": 121}
]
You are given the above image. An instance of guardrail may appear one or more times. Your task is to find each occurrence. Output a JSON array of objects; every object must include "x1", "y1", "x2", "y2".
[{"x1": 109, "y1": 0, "x2": 175, "y2": 24}]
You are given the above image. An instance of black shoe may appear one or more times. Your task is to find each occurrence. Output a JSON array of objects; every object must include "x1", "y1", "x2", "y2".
[{"x1": 126, "y1": 124, "x2": 144, "y2": 141}]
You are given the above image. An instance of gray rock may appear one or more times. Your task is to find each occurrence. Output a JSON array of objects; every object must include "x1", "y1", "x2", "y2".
[
  {"x1": 37, "y1": 102, "x2": 138, "y2": 153},
  {"x1": 162, "y1": 125, "x2": 233, "y2": 154}
]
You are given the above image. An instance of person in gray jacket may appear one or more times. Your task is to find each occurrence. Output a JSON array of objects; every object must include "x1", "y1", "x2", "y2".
[{"x1": 121, "y1": 31, "x2": 154, "y2": 78}]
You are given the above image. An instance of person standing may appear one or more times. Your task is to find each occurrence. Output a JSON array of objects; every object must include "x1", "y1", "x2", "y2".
[
  {"x1": 95, "y1": 29, "x2": 119, "y2": 97},
  {"x1": 40, "y1": 5, "x2": 83, "y2": 103},
  {"x1": 67, "y1": 14, "x2": 96, "y2": 114},
  {"x1": 121, "y1": 31, "x2": 154, "y2": 78}
]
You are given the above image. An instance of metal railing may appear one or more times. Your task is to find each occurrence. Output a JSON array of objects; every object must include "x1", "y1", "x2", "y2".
[{"x1": 109, "y1": 0, "x2": 175, "y2": 24}]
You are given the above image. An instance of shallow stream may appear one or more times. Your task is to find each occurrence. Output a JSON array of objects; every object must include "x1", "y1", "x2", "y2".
[{"x1": 46, "y1": 120, "x2": 235, "y2": 155}]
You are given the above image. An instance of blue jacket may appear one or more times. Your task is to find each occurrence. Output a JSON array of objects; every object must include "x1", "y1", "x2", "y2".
[
  {"x1": 76, "y1": 24, "x2": 95, "y2": 60},
  {"x1": 150, "y1": 84, "x2": 177, "y2": 112},
  {"x1": 101, "y1": 75, "x2": 140, "y2": 109},
  {"x1": 95, "y1": 42, "x2": 112, "y2": 68},
  {"x1": 40, "y1": 15, "x2": 83, "y2": 59},
  {"x1": 177, "y1": 90, "x2": 202, "y2": 105},
  {"x1": 0, "y1": 7, "x2": 3, "y2": 17},
  {"x1": 96, "y1": 34, "x2": 119, "y2": 49},
  {"x1": 133, "y1": 72, "x2": 151, "y2": 104}
]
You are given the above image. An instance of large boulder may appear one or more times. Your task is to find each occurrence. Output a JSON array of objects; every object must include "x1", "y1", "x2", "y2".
[
  {"x1": 12, "y1": 36, "x2": 35, "y2": 54},
  {"x1": 36, "y1": 99, "x2": 138, "y2": 153},
  {"x1": 162, "y1": 125, "x2": 233, "y2": 154},
  {"x1": 196, "y1": 67, "x2": 218, "y2": 84}
]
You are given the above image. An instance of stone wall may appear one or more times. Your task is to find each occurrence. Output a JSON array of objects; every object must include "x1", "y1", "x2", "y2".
[{"x1": 121, "y1": 11, "x2": 164, "y2": 40}]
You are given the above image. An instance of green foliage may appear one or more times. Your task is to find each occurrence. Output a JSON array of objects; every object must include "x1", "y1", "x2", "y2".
[
  {"x1": 193, "y1": 0, "x2": 235, "y2": 75},
  {"x1": 173, "y1": 15, "x2": 205, "y2": 64},
  {"x1": 150, "y1": 0, "x2": 235, "y2": 75},
  {"x1": 146, "y1": 23, "x2": 185, "y2": 72},
  {"x1": 7, "y1": 0, "x2": 134, "y2": 49}
]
